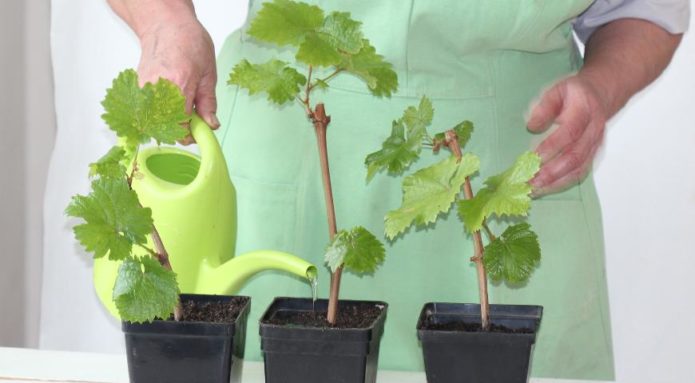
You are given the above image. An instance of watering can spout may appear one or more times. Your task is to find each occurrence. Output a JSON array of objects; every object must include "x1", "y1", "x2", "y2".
[{"x1": 196, "y1": 250, "x2": 317, "y2": 295}]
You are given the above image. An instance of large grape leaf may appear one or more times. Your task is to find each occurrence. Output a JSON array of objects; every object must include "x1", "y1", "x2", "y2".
[
  {"x1": 483, "y1": 223, "x2": 540, "y2": 283},
  {"x1": 89, "y1": 146, "x2": 127, "y2": 179},
  {"x1": 458, "y1": 151, "x2": 540, "y2": 233},
  {"x1": 66, "y1": 178, "x2": 152, "y2": 260},
  {"x1": 296, "y1": 12, "x2": 364, "y2": 67},
  {"x1": 229, "y1": 59, "x2": 307, "y2": 105},
  {"x1": 113, "y1": 256, "x2": 179, "y2": 323},
  {"x1": 385, "y1": 154, "x2": 480, "y2": 239},
  {"x1": 324, "y1": 226, "x2": 385, "y2": 274},
  {"x1": 101, "y1": 69, "x2": 189, "y2": 146},
  {"x1": 340, "y1": 39, "x2": 398, "y2": 97},
  {"x1": 247, "y1": 0, "x2": 324, "y2": 46}
]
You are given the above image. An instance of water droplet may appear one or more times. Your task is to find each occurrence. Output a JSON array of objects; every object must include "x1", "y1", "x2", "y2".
[{"x1": 310, "y1": 276, "x2": 318, "y2": 311}]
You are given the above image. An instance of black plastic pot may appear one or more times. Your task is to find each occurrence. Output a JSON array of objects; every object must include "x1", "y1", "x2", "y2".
[
  {"x1": 417, "y1": 302, "x2": 543, "y2": 383},
  {"x1": 259, "y1": 297, "x2": 388, "y2": 383},
  {"x1": 122, "y1": 294, "x2": 250, "y2": 383}
]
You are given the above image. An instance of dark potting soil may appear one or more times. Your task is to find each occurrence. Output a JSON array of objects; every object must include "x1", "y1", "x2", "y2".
[
  {"x1": 266, "y1": 302, "x2": 384, "y2": 329},
  {"x1": 171, "y1": 297, "x2": 248, "y2": 323},
  {"x1": 425, "y1": 319, "x2": 533, "y2": 334}
]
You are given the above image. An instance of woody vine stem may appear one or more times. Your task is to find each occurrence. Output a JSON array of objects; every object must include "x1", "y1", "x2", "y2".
[
  {"x1": 300, "y1": 65, "x2": 342, "y2": 324},
  {"x1": 444, "y1": 130, "x2": 490, "y2": 330},
  {"x1": 128, "y1": 152, "x2": 183, "y2": 321}
]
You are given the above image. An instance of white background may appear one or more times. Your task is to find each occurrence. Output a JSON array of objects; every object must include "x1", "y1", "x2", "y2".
[{"x1": 1, "y1": 1, "x2": 693, "y2": 382}]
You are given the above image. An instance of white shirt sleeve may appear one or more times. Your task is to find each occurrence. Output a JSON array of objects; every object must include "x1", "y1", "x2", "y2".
[{"x1": 574, "y1": 0, "x2": 691, "y2": 42}]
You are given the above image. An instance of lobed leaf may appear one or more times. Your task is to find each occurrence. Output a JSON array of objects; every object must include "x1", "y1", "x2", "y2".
[
  {"x1": 324, "y1": 226, "x2": 385, "y2": 274},
  {"x1": 296, "y1": 11, "x2": 364, "y2": 67},
  {"x1": 229, "y1": 59, "x2": 307, "y2": 105},
  {"x1": 364, "y1": 96, "x2": 433, "y2": 181},
  {"x1": 247, "y1": 0, "x2": 324, "y2": 46},
  {"x1": 89, "y1": 146, "x2": 127, "y2": 179},
  {"x1": 341, "y1": 39, "x2": 398, "y2": 97},
  {"x1": 66, "y1": 178, "x2": 152, "y2": 260},
  {"x1": 113, "y1": 256, "x2": 179, "y2": 323},
  {"x1": 402, "y1": 96, "x2": 434, "y2": 143},
  {"x1": 483, "y1": 223, "x2": 540, "y2": 283},
  {"x1": 101, "y1": 69, "x2": 189, "y2": 146},
  {"x1": 365, "y1": 120, "x2": 419, "y2": 181},
  {"x1": 385, "y1": 154, "x2": 480, "y2": 239},
  {"x1": 458, "y1": 151, "x2": 540, "y2": 232}
]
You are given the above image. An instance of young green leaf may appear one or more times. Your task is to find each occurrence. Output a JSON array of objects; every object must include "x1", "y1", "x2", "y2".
[
  {"x1": 402, "y1": 96, "x2": 434, "y2": 143},
  {"x1": 247, "y1": 0, "x2": 324, "y2": 47},
  {"x1": 433, "y1": 121, "x2": 474, "y2": 150},
  {"x1": 385, "y1": 154, "x2": 480, "y2": 239},
  {"x1": 365, "y1": 120, "x2": 419, "y2": 181},
  {"x1": 66, "y1": 178, "x2": 153, "y2": 260},
  {"x1": 364, "y1": 97, "x2": 434, "y2": 181},
  {"x1": 341, "y1": 39, "x2": 398, "y2": 97},
  {"x1": 101, "y1": 69, "x2": 189, "y2": 146},
  {"x1": 458, "y1": 151, "x2": 541, "y2": 233},
  {"x1": 89, "y1": 146, "x2": 127, "y2": 179},
  {"x1": 229, "y1": 59, "x2": 307, "y2": 105},
  {"x1": 296, "y1": 12, "x2": 364, "y2": 67},
  {"x1": 113, "y1": 256, "x2": 179, "y2": 323},
  {"x1": 324, "y1": 226, "x2": 385, "y2": 274},
  {"x1": 483, "y1": 223, "x2": 540, "y2": 283}
]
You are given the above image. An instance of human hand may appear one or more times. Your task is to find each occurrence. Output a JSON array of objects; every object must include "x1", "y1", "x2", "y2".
[
  {"x1": 137, "y1": 18, "x2": 218, "y2": 144},
  {"x1": 526, "y1": 75, "x2": 609, "y2": 196}
]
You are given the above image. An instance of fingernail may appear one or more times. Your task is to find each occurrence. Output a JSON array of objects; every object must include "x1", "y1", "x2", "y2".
[{"x1": 210, "y1": 113, "x2": 220, "y2": 129}]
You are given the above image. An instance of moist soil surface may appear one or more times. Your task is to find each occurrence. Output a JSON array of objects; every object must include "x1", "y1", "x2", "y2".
[
  {"x1": 170, "y1": 296, "x2": 248, "y2": 323},
  {"x1": 424, "y1": 319, "x2": 533, "y2": 334},
  {"x1": 266, "y1": 302, "x2": 384, "y2": 329}
]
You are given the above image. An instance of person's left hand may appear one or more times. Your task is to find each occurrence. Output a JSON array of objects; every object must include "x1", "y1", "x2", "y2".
[{"x1": 527, "y1": 75, "x2": 609, "y2": 196}]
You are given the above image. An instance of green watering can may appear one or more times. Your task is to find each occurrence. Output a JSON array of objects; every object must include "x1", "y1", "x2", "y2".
[{"x1": 94, "y1": 114, "x2": 317, "y2": 318}]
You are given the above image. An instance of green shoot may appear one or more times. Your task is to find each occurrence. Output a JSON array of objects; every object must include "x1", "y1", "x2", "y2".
[
  {"x1": 229, "y1": 0, "x2": 395, "y2": 324},
  {"x1": 66, "y1": 69, "x2": 189, "y2": 323},
  {"x1": 368, "y1": 96, "x2": 541, "y2": 329}
]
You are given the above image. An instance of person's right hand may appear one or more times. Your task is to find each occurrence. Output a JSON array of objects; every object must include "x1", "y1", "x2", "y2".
[{"x1": 137, "y1": 18, "x2": 218, "y2": 144}]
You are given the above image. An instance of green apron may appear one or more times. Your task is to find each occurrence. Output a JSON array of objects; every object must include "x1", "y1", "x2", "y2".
[{"x1": 215, "y1": 0, "x2": 614, "y2": 380}]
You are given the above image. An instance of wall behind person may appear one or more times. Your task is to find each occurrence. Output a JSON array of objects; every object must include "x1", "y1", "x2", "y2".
[
  {"x1": 0, "y1": 0, "x2": 55, "y2": 347},
  {"x1": 0, "y1": 0, "x2": 27, "y2": 348}
]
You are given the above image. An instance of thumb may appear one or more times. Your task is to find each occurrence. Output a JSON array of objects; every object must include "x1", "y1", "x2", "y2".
[
  {"x1": 527, "y1": 83, "x2": 564, "y2": 133},
  {"x1": 193, "y1": 71, "x2": 220, "y2": 129}
]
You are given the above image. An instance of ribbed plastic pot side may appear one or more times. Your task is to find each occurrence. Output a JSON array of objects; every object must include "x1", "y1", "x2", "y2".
[
  {"x1": 122, "y1": 294, "x2": 251, "y2": 383},
  {"x1": 259, "y1": 297, "x2": 388, "y2": 383},
  {"x1": 417, "y1": 302, "x2": 543, "y2": 383}
]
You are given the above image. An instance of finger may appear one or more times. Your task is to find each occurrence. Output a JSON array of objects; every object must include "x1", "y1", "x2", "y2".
[
  {"x1": 532, "y1": 163, "x2": 591, "y2": 197},
  {"x1": 194, "y1": 70, "x2": 220, "y2": 129},
  {"x1": 178, "y1": 134, "x2": 195, "y2": 146},
  {"x1": 531, "y1": 123, "x2": 601, "y2": 190},
  {"x1": 531, "y1": 149, "x2": 595, "y2": 197},
  {"x1": 527, "y1": 84, "x2": 564, "y2": 133},
  {"x1": 534, "y1": 101, "x2": 593, "y2": 164}
]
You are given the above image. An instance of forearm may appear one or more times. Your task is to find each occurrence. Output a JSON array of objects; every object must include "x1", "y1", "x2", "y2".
[
  {"x1": 578, "y1": 19, "x2": 682, "y2": 118},
  {"x1": 106, "y1": 0, "x2": 197, "y2": 40}
]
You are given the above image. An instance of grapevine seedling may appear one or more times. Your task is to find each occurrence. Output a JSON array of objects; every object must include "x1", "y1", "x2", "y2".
[
  {"x1": 366, "y1": 97, "x2": 542, "y2": 329},
  {"x1": 66, "y1": 69, "x2": 189, "y2": 323},
  {"x1": 229, "y1": 0, "x2": 396, "y2": 324}
]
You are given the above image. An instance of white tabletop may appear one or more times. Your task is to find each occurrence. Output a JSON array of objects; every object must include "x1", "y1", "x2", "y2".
[{"x1": 0, "y1": 347, "x2": 612, "y2": 383}]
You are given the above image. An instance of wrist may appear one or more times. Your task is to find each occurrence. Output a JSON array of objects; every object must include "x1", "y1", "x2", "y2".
[
  {"x1": 127, "y1": 0, "x2": 198, "y2": 41},
  {"x1": 576, "y1": 66, "x2": 626, "y2": 119}
]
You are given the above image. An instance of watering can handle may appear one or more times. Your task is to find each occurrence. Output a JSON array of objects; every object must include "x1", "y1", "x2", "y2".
[{"x1": 189, "y1": 112, "x2": 229, "y2": 181}]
